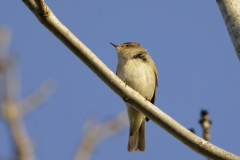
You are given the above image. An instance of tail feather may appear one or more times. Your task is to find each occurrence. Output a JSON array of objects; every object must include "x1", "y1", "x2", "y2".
[
  {"x1": 127, "y1": 121, "x2": 145, "y2": 152},
  {"x1": 128, "y1": 131, "x2": 138, "y2": 152},
  {"x1": 137, "y1": 120, "x2": 145, "y2": 151}
]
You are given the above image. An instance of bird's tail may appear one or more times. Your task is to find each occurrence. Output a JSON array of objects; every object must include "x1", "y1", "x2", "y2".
[{"x1": 128, "y1": 120, "x2": 145, "y2": 152}]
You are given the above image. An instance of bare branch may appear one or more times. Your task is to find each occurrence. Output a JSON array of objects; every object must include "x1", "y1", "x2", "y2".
[
  {"x1": 22, "y1": 1, "x2": 240, "y2": 159},
  {"x1": 0, "y1": 26, "x2": 54, "y2": 160},
  {"x1": 74, "y1": 111, "x2": 128, "y2": 160},
  {"x1": 20, "y1": 79, "x2": 55, "y2": 115},
  {"x1": 2, "y1": 98, "x2": 35, "y2": 160},
  {"x1": 0, "y1": 25, "x2": 11, "y2": 55},
  {"x1": 74, "y1": 122, "x2": 100, "y2": 160},
  {"x1": 216, "y1": 0, "x2": 240, "y2": 60},
  {"x1": 0, "y1": 27, "x2": 35, "y2": 159}
]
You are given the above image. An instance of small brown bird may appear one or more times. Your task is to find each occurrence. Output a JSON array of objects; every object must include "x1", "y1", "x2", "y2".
[{"x1": 110, "y1": 42, "x2": 158, "y2": 152}]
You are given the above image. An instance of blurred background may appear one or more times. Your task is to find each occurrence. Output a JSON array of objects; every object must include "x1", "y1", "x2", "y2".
[{"x1": 0, "y1": 1, "x2": 240, "y2": 160}]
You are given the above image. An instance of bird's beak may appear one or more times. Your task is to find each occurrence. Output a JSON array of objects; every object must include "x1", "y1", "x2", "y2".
[{"x1": 110, "y1": 42, "x2": 118, "y2": 48}]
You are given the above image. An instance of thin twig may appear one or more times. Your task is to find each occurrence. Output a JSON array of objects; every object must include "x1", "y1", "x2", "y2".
[
  {"x1": 74, "y1": 111, "x2": 128, "y2": 160},
  {"x1": 199, "y1": 110, "x2": 212, "y2": 142}
]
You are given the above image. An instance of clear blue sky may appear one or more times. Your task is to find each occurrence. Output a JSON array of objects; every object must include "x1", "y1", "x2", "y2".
[{"x1": 1, "y1": 1, "x2": 240, "y2": 160}]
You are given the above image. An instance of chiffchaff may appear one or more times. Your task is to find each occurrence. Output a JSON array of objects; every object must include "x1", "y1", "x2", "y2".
[{"x1": 110, "y1": 42, "x2": 158, "y2": 152}]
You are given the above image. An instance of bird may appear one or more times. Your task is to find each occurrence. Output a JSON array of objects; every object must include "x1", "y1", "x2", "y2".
[{"x1": 110, "y1": 42, "x2": 158, "y2": 152}]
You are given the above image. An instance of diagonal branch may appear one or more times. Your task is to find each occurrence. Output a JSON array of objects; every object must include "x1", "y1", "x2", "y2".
[{"x1": 22, "y1": 0, "x2": 240, "y2": 159}]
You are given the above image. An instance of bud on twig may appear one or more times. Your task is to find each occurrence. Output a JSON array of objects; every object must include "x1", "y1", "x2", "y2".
[{"x1": 199, "y1": 110, "x2": 212, "y2": 141}]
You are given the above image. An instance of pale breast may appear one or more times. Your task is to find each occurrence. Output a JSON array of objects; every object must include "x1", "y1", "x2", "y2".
[{"x1": 117, "y1": 59, "x2": 156, "y2": 101}]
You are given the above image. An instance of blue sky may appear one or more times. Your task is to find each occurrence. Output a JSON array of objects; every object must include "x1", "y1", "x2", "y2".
[{"x1": 1, "y1": 1, "x2": 240, "y2": 160}]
